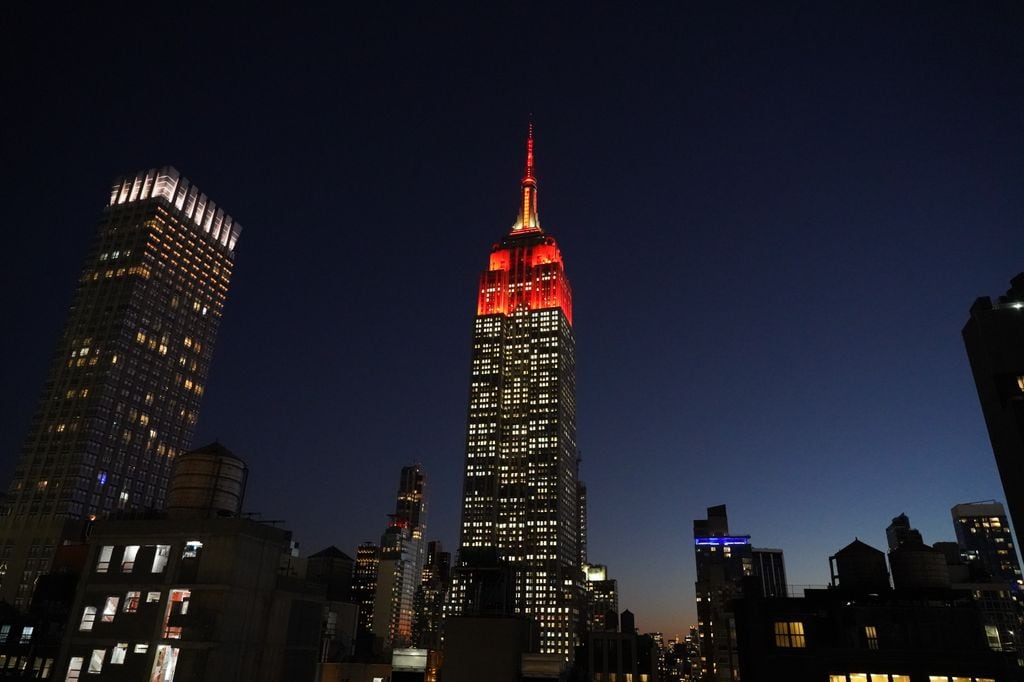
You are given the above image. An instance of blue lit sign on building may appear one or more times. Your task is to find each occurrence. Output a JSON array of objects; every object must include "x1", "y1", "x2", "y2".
[{"x1": 694, "y1": 536, "x2": 750, "y2": 546}]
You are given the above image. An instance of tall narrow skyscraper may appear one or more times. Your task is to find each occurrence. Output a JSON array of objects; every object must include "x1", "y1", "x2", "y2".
[
  {"x1": 451, "y1": 126, "x2": 581, "y2": 658},
  {"x1": 0, "y1": 167, "x2": 240, "y2": 607},
  {"x1": 694, "y1": 505, "x2": 752, "y2": 682},
  {"x1": 373, "y1": 464, "x2": 427, "y2": 649},
  {"x1": 963, "y1": 276, "x2": 1024, "y2": 549}
]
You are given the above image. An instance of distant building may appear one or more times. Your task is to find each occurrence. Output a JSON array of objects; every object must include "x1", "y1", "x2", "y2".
[
  {"x1": 693, "y1": 505, "x2": 752, "y2": 682},
  {"x1": 307, "y1": 546, "x2": 358, "y2": 662},
  {"x1": 751, "y1": 549, "x2": 786, "y2": 598},
  {"x1": 952, "y1": 501, "x2": 1024, "y2": 591},
  {"x1": 373, "y1": 465, "x2": 427, "y2": 649},
  {"x1": 587, "y1": 610, "x2": 661, "y2": 682},
  {"x1": 963, "y1": 276, "x2": 1024, "y2": 550},
  {"x1": 56, "y1": 443, "x2": 324, "y2": 682},
  {"x1": 307, "y1": 546, "x2": 355, "y2": 603},
  {"x1": 353, "y1": 542, "x2": 380, "y2": 644},
  {"x1": 583, "y1": 564, "x2": 619, "y2": 633},
  {"x1": 732, "y1": 537, "x2": 1014, "y2": 681},
  {"x1": 578, "y1": 482, "x2": 588, "y2": 568},
  {"x1": 412, "y1": 540, "x2": 450, "y2": 650},
  {"x1": 0, "y1": 167, "x2": 241, "y2": 608},
  {"x1": 0, "y1": 544, "x2": 86, "y2": 678},
  {"x1": 450, "y1": 126, "x2": 582, "y2": 659},
  {"x1": 885, "y1": 512, "x2": 924, "y2": 551}
]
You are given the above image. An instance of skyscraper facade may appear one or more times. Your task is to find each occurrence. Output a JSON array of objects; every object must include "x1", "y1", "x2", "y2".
[
  {"x1": 963, "y1": 276, "x2": 1024, "y2": 549},
  {"x1": 694, "y1": 505, "x2": 753, "y2": 682},
  {"x1": 0, "y1": 167, "x2": 239, "y2": 607},
  {"x1": 373, "y1": 464, "x2": 427, "y2": 649},
  {"x1": 582, "y1": 563, "x2": 619, "y2": 633},
  {"x1": 412, "y1": 540, "x2": 451, "y2": 650},
  {"x1": 353, "y1": 542, "x2": 380, "y2": 641},
  {"x1": 952, "y1": 501, "x2": 1024, "y2": 592},
  {"x1": 451, "y1": 126, "x2": 581, "y2": 658}
]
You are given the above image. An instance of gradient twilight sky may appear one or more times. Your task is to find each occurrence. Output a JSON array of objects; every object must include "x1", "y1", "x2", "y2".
[{"x1": 3, "y1": 3, "x2": 1023, "y2": 636}]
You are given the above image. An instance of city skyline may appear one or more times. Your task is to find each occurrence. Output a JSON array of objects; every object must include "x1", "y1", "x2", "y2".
[{"x1": 3, "y1": 4, "x2": 1023, "y2": 635}]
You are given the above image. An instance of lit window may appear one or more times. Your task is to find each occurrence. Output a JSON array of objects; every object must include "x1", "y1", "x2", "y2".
[
  {"x1": 848, "y1": 676, "x2": 867, "y2": 682},
  {"x1": 0, "y1": 625, "x2": 8, "y2": 641},
  {"x1": 829, "y1": 677, "x2": 845, "y2": 682},
  {"x1": 928, "y1": 677, "x2": 950, "y2": 682},
  {"x1": 146, "y1": 592, "x2": 161, "y2": 603},
  {"x1": 101, "y1": 597, "x2": 120, "y2": 623},
  {"x1": 133, "y1": 644, "x2": 148, "y2": 654},
  {"x1": 79, "y1": 607, "x2": 97, "y2": 631},
  {"x1": 870, "y1": 676, "x2": 887, "y2": 682},
  {"x1": 152, "y1": 546, "x2": 170, "y2": 573},
  {"x1": 865, "y1": 625, "x2": 878, "y2": 650},
  {"x1": 182, "y1": 541, "x2": 203, "y2": 559},
  {"x1": 123, "y1": 591, "x2": 140, "y2": 613},
  {"x1": 110, "y1": 644, "x2": 127, "y2": 665},
  {"x1": 65, "y1": 657, "x2": 83, "y2": 682},
  {"x1": 985, "y1": 624, "x2": 1001, "y2": 651},
  {"x1": 151, "y1": 645, "x2": 179, "y2": 681},
  {"x1": 773, "y1": 621, "x2": 805, "y2": 648},
  {"x1": 19, "y1": 626, "x2": 32, "y2": 644},
  {"x1": 96, "y1": 546, "x2": 113, "y2": 573},
  {"x1": 121, "y1": 546, "x2": 139, "y2": 572},
  {"x1": 87, "y1": 649, "x2": 104, "y2": 674},
  {"x1": 892, "y1": 676, "x2": 910, "y2": 682},
  {"x1": 162, "y1": 589, "x2": 190, "y2": 639}
]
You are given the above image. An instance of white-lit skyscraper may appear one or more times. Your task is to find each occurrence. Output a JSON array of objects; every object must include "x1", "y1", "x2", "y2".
[{"x1": 0, "y1": 168, "x2": 239, "y2": 607}]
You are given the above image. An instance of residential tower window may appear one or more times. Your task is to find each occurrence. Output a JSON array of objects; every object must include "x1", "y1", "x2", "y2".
[
  {"x1": 865, "y1": 625, "x2": 878, "y2": 650},
  {"x1": 79, "y1": 607, "x2": 96, "y2": 632}
]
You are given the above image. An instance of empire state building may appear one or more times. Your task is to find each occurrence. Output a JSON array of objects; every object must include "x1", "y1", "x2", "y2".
[{"x1": 451, "y1": 126, "x2": 582, "y2": 658}]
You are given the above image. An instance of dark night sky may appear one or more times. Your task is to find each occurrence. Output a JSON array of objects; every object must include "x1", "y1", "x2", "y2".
[{"x1": 3, "y1": 3, "x2": 1023, "y2": 635}]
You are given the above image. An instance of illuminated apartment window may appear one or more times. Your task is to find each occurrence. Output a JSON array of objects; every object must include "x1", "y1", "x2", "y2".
[
  {"x1": 848, "y1": 675, "x2": 867, "y2": 682},
  {"x1": 121, "y1": 546, "x2": 139, "y2": 572},
  {"x1": 96, "y1": 546, "x2": 113, "y2": 573},
  {"x1": 146, "y1": 591, "x2": 161, "y2": 603},
  {"x1": 828, "y1": 676, "x2": 845, "y2": 682},
  {"x1": 182, "y1": 540, "x2": 203, "y2": 559},
  {"x1": 110, "y1": 643, "x2": 127, "y2": 665},
  {"x1": 984, "y1": 624, "x2": 1001, "y2": 650},
  {"x1": 865, "y1": 625, "x2": 878, "y2": 650},
  {"x1": 78, "y1": 607, "x2": 96, "y2": 631},
  {"x1": 65, "y1": 657, "x2": 83, "y2": 682},
  {"x1": 87, "y1": 650, "x2": 104, "y2": 674},
  {"x1": 773, "y1": 621, "x2": 806, "y2": 647},
  {"x1": 870, "y1": 675, "x2": 887, "y2": 682},
  {"x1": 151, "y1": 645, "x2": 179, "y2": 682},
  {"x1": 152, "y1": 545, "x2": 170, "y2": 573},
  {"x1": 19, "y1": 627, "x2": 32, "y2": 645},
  {"x1": 0, "y1": 625, "x2": 8, "y2": 642},
  {"x1": 123, "y1": 591, "x2": 140, "y2": 613},
  {"x1": 892, "y1": 676, "x2": 910, "y2": 682},
  {"x1": 133, "y1": 644, "x2": 148, "y2": 654},
  {"x1": 928, "y1": 677, "x2": 950, "y2": 682},
  {"x1": 101, "y1": 596, "x2": 120, "y2": 623}
]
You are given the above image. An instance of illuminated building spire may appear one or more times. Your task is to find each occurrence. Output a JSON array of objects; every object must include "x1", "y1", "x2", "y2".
[{"x1": 513, "y1": 121, "x2": 541, "y2": 233}]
